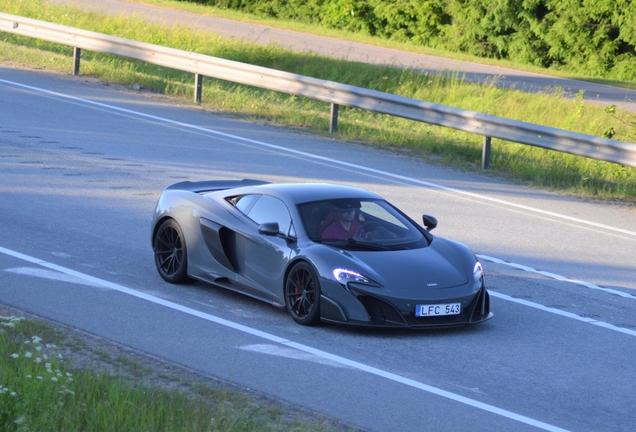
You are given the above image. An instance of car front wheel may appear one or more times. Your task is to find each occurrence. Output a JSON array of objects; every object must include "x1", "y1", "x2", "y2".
[
  {"x1": 285, "y1": 262, "x2": 321, "y2": 326},
  {"x1": 154, "y1": 219, "x2": 189, "y2": 284}
]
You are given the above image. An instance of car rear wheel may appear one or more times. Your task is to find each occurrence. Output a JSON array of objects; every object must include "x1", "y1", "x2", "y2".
[
  {"x1": 154, "y1": 219, "x2": 189, "y2": 284},
  {"x1": 285, "y1": 262, "x2": 321, "y2": 326}
]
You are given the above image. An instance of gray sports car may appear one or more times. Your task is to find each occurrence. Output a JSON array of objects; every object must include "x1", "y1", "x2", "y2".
[{"x1": 151, "y1": 179, "x2": 492, "y2": 328}]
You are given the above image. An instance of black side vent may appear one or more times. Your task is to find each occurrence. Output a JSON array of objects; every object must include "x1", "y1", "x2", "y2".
[{"x1": 353, "y1": 292, "x2": 407, "y2": 326}]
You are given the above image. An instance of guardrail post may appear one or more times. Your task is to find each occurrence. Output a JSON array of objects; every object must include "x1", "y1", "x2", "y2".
[
  {"x1": 482, "y1": 136, "x2": 492, "y2": 169},
  {"x1": 73, "y1": 47, "x2": 81, "y2": 75},
  {"x1": 194, "y1": 73, "x2": 203, "y2": 104},
  {"x1": 330, "y1": 103, "x2": 339, "y2": 133}
]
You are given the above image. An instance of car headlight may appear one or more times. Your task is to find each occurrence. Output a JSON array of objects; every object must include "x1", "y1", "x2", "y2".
[
  {"x1": 473, "y1": 261, "x2": 484, "y2": 290},
  {"x1": 333, "y1": 268, "x2": 381, "y2": 288}
]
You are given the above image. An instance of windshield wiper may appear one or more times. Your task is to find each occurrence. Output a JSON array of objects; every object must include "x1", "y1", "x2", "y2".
[{"x1": 344, "y1": 238, "x2": 390, "y2": 250}]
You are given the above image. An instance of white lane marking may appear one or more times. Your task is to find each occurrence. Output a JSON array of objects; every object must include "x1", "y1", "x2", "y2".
[
  {"x1": 0, "y1": 245, "x2": 568, "y2": 432},
  {"x1": 51, "y1": 252, "x2": 72, "y2": 258},
  {"x1": 241, "y1": 343, "x2": 349, "y2": 368},
  {"x1": 478, "y1": 255, "x2": 636, "y2": 300},
  {"x1": 489, "y1": 291, "x2": 636, "y2": 337},
  {"x1": 0, "y1": 79, "x2": 630, "y2": 302},
  {"x1": 2, "y1": 77, "x2": 635, "y2": 241},
  {"x1": 4, "y1": 267, "x2": 105, "y2": 289}
]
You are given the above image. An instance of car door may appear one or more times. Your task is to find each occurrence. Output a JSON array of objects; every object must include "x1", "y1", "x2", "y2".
[{"x1": 233, "y1": 194, "x2": 295, "y2": 298}]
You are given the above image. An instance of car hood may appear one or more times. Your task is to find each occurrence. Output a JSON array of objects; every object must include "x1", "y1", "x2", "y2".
[{"x1": 343, "y1": 239, "x2": 470, "y2": 290}]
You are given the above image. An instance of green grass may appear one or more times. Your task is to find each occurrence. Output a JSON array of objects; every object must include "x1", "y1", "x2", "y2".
[
  {"x1": 1, "y1": 0, "x2": 636, "y2": 204},
  {"x1": 0, "y1": 313, "x2": 342, "y2": 432}
]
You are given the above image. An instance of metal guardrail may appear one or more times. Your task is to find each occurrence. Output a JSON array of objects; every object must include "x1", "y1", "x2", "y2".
[{"x1": 2, "y1": 12, "x2": 636, "y2": 169}]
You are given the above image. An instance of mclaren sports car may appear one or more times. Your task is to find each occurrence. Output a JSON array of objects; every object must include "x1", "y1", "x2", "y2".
[{"x1": 151, "y1": 179, "x2": 492, "y2": 328}]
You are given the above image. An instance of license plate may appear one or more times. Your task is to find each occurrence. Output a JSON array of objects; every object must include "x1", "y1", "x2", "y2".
[{"x1": 415, "y1": 303, "x2": 461, "y2": 317}]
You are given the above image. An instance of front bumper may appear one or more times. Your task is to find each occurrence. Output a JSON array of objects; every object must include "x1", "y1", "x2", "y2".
[{"x1": 320, "y1": 286, "x2": 492, "y2": 328}]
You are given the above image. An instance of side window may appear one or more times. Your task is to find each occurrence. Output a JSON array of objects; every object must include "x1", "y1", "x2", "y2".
[
  {"x1": 247, "y1": 195, "x2": 292, "y2": 235},
  {"x1": 234, "y1": 194, "x2": 260, "y2": 214}
]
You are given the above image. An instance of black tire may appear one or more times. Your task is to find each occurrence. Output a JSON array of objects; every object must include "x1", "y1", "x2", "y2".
[
  {"x1": 154, "y1": 219, "x2": 189, "y2": 284},
  {"x1": 284, "y1": 262, "x2": 321, "y2": 326}
]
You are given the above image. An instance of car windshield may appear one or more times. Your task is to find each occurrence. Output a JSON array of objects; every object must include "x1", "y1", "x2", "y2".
[{"x1": 298, "y1": 198, "x2": 429, "y2": 250}]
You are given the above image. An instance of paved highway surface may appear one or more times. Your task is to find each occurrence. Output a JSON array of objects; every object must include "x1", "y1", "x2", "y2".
[
  {"x1": 47, "y1": 0, "x2": 636, "y2": 113},
  {"x1": 1, "y1": 65, "x2": 636, "y2": 431}
]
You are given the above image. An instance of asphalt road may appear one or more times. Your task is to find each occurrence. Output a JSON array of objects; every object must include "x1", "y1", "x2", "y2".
[
  {"x1": 46, "y1": 0, "x2": 636, "y2": 113},
  {"x1": 1, "y1": 66, "x2": 636, "y2": 431}
]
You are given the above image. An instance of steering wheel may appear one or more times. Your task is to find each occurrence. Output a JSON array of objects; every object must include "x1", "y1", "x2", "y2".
[{"x1": 362, "y1": 221, "x2": 381, "y2": 232}]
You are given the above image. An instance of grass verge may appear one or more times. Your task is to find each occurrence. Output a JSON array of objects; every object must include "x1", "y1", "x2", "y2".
[
  {"x1": 0, "y1": 309, "x2": 353, "y2": 431},
  {"x1": 1, "y1": 0, "x2": 636, "y2": 205}
]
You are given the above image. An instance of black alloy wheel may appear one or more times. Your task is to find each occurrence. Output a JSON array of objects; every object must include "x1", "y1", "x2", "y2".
[
  {"x1": 154, "y1": 219, "x2": 189, "y2": 284},
  {"x1": 285, "y1": 262, "x2": 321, "y2": 325}
]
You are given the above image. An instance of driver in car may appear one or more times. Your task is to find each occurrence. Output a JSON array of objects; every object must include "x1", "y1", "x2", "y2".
[{"x1": 320, "y1": 203, "x2": 365, "y2": 241}]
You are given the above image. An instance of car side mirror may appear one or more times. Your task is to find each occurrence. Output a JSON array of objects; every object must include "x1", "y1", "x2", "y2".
[
  {"x1": 258, "y1": 222, "x2": 280, "y2": 236},
  {"x1": 422, "y1": 214, "x2": 438, "y2": 232}
]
